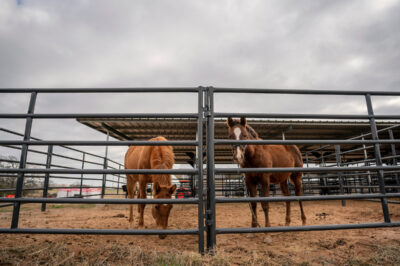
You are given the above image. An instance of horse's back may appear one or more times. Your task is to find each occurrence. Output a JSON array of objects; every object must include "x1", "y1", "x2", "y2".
[
  {"x1": 285, "y1": 145, "x2": 303, "y2": 168},
  {"x1": 124, "y1": 145, "x2": 142, "y2": 170},
  {"x1": 263, "y1": 145, "x2": 301, "y2": 167},
  {"x1": 149, "y1": 136, "x2": 174, "y2": 170}
]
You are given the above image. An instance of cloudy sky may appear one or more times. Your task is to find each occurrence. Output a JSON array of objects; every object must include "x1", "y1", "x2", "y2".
[{"x1": 1, "y1": 0, "x2": 400, "y2": 184}]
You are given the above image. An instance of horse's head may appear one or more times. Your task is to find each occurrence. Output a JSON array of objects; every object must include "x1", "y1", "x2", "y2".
[
  {"x1": 226, "y1": 117, "x2": 257, "y2": 164},
  {"x1": 152, "y1": 181, "x2": 177, "y2": 239}
]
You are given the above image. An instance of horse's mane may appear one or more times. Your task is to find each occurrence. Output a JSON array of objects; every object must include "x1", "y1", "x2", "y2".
[
  {"x1": 227, "y1": 119, "x2": 259, "y2": 139},
  {"x1": 246, "y1": 125, "x2": 259, "y2": 139}
]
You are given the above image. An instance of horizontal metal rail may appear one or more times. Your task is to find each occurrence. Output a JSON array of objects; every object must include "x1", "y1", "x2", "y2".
[
  {"x1": 0, "y1": 88, "x2": 201, "y2": 93},
  {"x1": 0, "y1": 228, "x2": 199, "y2": 235},
  {"x1": 213, "y1": 87, "x2": 400, "y2": 96},
  {"x1": 0, "y1": 168, "x2": 198, "y2": 174},
  {"x1": 215, "y1": 139, "x2": 400, "y2": 145},
  {"x1": 0, "y1": 174, "x2": 124, "y2": 182},
  {"x1": 0, "y1": 128, "x2": 110, "y2": 161},
  {"x1": 215, "y1": 166, "x2": 400, "y2": 174},
  {"x1": 0, "y1": 159, "x2": 78, "y2": 170},
  {"x1": 0, "y1": 113, "x2": 199, "y2": 119},
  {"x1": 303, "y1": 124, "x2": 400, "y2": 154},
  {"x1": 1, "y1": 145, "x2": 106, "y2": 166},
  {"x1": 0, "y1": 140, "x2": 198, "y2": 146},
  {"x1": 0, "y1": 197, "x2": 199, "y2": 204},
  {"x1": 214, "y1": 112, "x2": 400, "y2": 120},
  {"x1": 215, "y1": 193, "x2": 400, "y2": 203},
  {"x1": 0, "y1": 186, "x2": 116, "y2": 192},
  {"x1": 215, "y1": 222, "x2": 400, "y2": 234}
]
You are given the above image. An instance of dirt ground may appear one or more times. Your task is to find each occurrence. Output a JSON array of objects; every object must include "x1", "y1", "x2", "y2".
[{"x1": 0, "y1": 200, "x2": 399, "y2": 265}]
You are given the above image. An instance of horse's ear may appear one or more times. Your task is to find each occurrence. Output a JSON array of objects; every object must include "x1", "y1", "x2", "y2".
[
  {"x1": 169, "y1": 184, "x2": 177, "y2": 194},
  {"x1": 240, "y1": 117, "x2": 247, "y2": 126},
  {"x1": 226, "y1": 117, "x2": 234, "y2": 127},
  {"x1": 154, "y1": 182, "x2": 161, "y2": 194}
]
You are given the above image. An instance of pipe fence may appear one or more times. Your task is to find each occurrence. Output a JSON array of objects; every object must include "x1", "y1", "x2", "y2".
[
  {"x1": 1, "y1": 87, "x2": 400, "y2": 254},
  {"x1": 0, "y1": 127, "x2": 127, "y2": 208}
]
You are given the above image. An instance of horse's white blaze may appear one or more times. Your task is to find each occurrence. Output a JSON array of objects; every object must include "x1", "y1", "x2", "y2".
[
  {"x1": 233, "y1": 127, "x2": 243, "y2": 162},
  {"x1": 163, "y1": 204, "x2": 168, "y2": 208},
  {"x1": 236, "y1": 146, "x2": 242, "y2": 162},
  {"x1": 233, "y1": 128, "x2": 241, "y2": 140}
]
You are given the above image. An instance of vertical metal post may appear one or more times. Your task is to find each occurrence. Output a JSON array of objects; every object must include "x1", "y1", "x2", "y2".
[
  {"x1": 197, "y1": 87, "x2": 205, "y2": 254},
  {"x1": 79, "y1": 152, "x2": 86, "y2": 197},
  {"x1": 117, "y1": 165, "x2": 121, "y2": 195},
  {"x1": 205, "y1": 87, "x2": 216, "y2": 253},
  {"x1": 11, "y1": 91, "x2": 37, "y2": 229},
  {"x1": 362, "y1": 136, "x2": 373, "y2": 193},
  {"x1": 365, "y1": 94, "x2": 391, "y2": 223},
  {"x1": 41, "y1": 145, "x2": 53, "y2": 211},
  {"x1": 321, "y1": 151, "x2": 328, "y2": 195},
  {"x1": 335, "y1": 145, "x2": 346, "y2": 206},
  {"x1": 388, "y1": 129, "x2": 399, "y2": 190},
  {"x1": 101, "y1": 131, "x2": 109, "y2": 199},
  {"x1": 305, "y1": 152, "x2": 310, "y2": 193}
]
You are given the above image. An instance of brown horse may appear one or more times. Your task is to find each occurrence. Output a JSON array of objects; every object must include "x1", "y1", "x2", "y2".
[
  {"x1": 124, "y1": 136, "x2": 176, "y2": 238},
  {"x1": 226, "y1": 117, "x2": 306, "y2": 227}
]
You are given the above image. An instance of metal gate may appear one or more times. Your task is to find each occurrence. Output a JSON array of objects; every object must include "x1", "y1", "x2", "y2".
[{"x1": 1, "y1": 87, "x2": 400, "y2": 254}]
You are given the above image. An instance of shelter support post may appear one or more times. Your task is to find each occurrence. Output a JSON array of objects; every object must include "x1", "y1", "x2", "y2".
[
  {"x1": 388, "y1": 129, "x2": 400, "y2": 191},
  {"x1": 11, "y1": 91, "x2": 37, "y2": 228},
  {"x1": 41, "y1": 145, "x2": 53, "y2": 211},
  {"x1": 79, "y1": 152, "x2": 86, "y2": 197},
  {"x1": 362, "y1": 136, "x2": 373, "y2": 193},
  {"x1": 365, "y1": 94, "x2": 391, "y2": 223},
  {"x1": 335, "y1": 145, "x2": 346, "y2": 206},
  {"x1": 117, "y1": 165, "x2": 121, "y2": 195},
  {"x1": 101, "y1": 131, "x2": 110, "y2": 199}
]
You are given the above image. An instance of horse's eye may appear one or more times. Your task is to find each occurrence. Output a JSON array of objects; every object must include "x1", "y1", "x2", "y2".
[{"x1": 155, "y1": 205, "x2": 160, "y2": 210}]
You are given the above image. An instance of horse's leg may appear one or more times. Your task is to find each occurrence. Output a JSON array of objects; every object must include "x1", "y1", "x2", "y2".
[
  {"x1": 126, "y1": 176, "x2": 135, "y2": 228},
  {"x1": 245, "y1": 175, "x2": 258, "y2": 228},
  {"x1": 279, "y1": 179, "x2": 291, "y2": 226},
  {"x1": 138, "y1": 179, "x2": 147, "y2": 229},
  {"x1": 260, "y1": 174, "x2": 271, "y2": 227},
  {"x1": 292, "y1": 172, "x2": 306, "y2": 225}
]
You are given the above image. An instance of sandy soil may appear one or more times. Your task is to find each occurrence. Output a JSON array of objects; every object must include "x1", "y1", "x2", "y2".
[{"x1": 0, "y1": 200, "x2": 399, "y2": 265}]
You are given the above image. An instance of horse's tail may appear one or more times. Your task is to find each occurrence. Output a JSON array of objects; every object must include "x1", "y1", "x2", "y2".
[
  {"x1": 150, "y1": 137, "x2": 175, "y2": 170},
  {"x1": 287, "y1": 145, "x2": 303, "y2": 185}
]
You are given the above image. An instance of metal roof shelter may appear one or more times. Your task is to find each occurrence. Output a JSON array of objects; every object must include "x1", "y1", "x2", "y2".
[{"x1": 77, "y1": 118, "x2": 399, "y2": 165}]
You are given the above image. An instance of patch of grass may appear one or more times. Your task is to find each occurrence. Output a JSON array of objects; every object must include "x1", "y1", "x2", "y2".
[
  {"x1": 49, "y1": 204, "x2": 67, "y2": 209},
  {"x1": 0, "y1": 242, "x2": 232, "y2": 266},
  {"x1": 342, "y1": 243, "x2": 400, "y2": 266},
  {"x1": 0, "y1": 243, "x2": 72, "y2": 265},
  {"x1": 48, "y1": 204, "x2": 95, "y2": 209}
]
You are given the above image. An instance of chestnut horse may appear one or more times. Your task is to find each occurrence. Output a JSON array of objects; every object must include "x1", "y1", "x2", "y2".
[
  {"x1": 227, "y1": 117, "x2": 306, "y2": 227},
  {"x1": 124, "y1": 136, "x2": 176, "y2": 238}
]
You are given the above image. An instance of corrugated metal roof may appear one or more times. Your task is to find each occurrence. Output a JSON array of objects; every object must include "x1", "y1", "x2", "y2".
[{"x1": 77, "y1": 118, "x2": 399, "y2": 165}]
